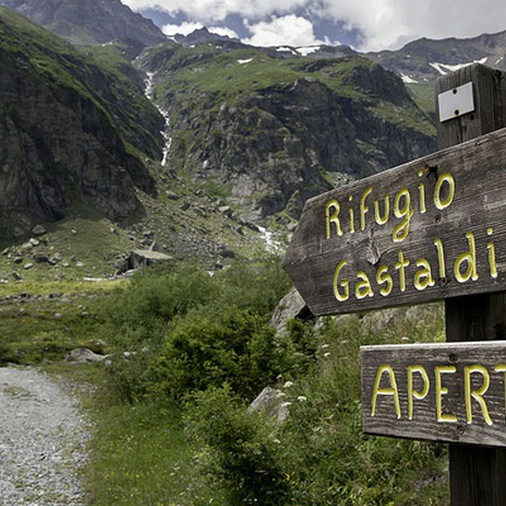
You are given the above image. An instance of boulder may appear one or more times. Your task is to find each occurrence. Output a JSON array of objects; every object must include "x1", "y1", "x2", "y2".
[
  {"x1": 66, "y1": 347, "x2": 109, "y2": 364},
  {"x1": 270, "y1": 287, "x2": 314, "y2": 338},
  {"x1": 248, "y1": 386, "x2": 289, "y2": 424},
  {"x1": 128, "y1": 249, "x2": 174, "y2": 269}
]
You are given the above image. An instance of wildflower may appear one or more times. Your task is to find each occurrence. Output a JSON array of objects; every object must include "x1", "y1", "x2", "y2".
[
  {"x1": 297, "y1": 396, "x2": 307, "y2": 402},
  {"x1": 283, "y1": 381, "x2": 294, "y2": 388}
]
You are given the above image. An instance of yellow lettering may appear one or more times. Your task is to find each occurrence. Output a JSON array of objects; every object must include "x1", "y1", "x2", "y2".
[
  {"x1": 435, "y1": 365, "x2": 457, "y2": 423},
  {"x1": 414, "y1": 258, "x2": 435, "y2": 291},
  {"x1": 434, "y1": 172, "x2": 456, "y2": 210},
  {"x1": 464, "y1": 365, "x2": 492, "y2": 426},
  {"x1": 374, "y1": 195, "x2": 390, "y2": 225},
  {"x1": 332, "y1": 260, "x2": 349, "y2": 302},
  {"x1": 407, "y1": 365, "x2": 430, "y2": 420},
  {"x1": 355, "y1": 271, "x2": 374, "y2": 299},
  {"x1": 454, "y1": 232, "x2": 478, "y2": 283},
  {"x1": 487, "y1": 228, "x2": 498, "y2": 279},
  {"x1": 418, "y1": 170, "x2": 427, "y2": 214},
  {"x1": 434, "y1": 238, "x2": 447, "y2": 280},
  {"x1": 360, "y1": 187, "x2": 372, "y2": 230},
  {"x1": 371, "y1": 365, "x2": 401, "y2": 419},
  {"x1": 376, "y1": 265, "x2": 393, "y2": 297},
  {"x1": 348, "y1": 195, "x2": 355, "y2": 233},
  {"x1": 325, "y1": 199, "x2": 342, "y2": 239},
  {"x1": 392, "y1": 189, "x2": 414, "y2": 242},
  {"x1": 395, "y1": 250, "x2": 410, "y2": 292}
]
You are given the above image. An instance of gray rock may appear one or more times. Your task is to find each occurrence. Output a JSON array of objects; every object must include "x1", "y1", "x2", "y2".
[
  {"x1": 248, "y1": 386, "x2": 289, "y2": 423},
  {"x1": 165, "y1": 190, "x2": 180, "y2": 200},
  {"x1": 270, "y1": 287, "x2": 314, "y2": 338},
  {"x1": 129, "y1": 249, "x2": 174, "y2": 269},
  {"x1": 31, "y1": 224, "x2": 47, "y2": 236},
  {"x1": 66, "y1": 348, "x2": 109, "y2": 364}
]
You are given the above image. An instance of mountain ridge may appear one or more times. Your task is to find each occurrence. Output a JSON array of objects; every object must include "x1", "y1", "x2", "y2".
[{"x1": 1, "y1": 0, "x2": 504, "y2": 277}]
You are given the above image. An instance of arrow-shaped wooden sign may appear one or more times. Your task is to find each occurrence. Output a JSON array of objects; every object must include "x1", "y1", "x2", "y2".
[{"x1": 283, "y1": 126, "x2": 506, "y2": 316}]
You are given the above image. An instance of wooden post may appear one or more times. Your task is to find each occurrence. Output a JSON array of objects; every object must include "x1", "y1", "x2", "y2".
[{"x1": 435, "y1": 64, "x2": 506, "y2": 506}]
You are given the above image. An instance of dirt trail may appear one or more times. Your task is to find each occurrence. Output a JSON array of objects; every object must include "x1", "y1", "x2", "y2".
[{"x1": 0, "y1": 366, "x2": 89, "y2": 505}]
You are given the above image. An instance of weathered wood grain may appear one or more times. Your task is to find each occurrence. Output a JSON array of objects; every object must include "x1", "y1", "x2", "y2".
[
  {"x1": 361, "y1": 341, "x2": 506, "y2": 448},
  {"x1": 436, "y1": 64, "x2": 506, "y2": 506},
  {"x1": 283, "y1": 124, "x2": 506, "y2": 316}
]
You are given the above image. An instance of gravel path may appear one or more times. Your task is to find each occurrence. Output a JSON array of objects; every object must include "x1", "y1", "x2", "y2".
[{"x1": 0, "y1": 366, "x2": 89, "y2": 505}]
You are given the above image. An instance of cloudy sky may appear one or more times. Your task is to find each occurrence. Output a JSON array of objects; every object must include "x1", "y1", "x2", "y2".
[{"x1": 122, "y1": 0, "x2": 506, "y2": 52}]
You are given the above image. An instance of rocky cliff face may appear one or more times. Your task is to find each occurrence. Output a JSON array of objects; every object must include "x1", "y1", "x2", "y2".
[
  {"x1": 0, "y1": 7, "x2": 162, "y2": 239},
  {"x1": 138, "y1": 44, "x2": 436, "y2": 223},
  {"x1": 366, "y1": 31, "x2": 506, "y2": 83},
  {"x1": 0, "y1": 0, "x2": 166, "y2": 45}
]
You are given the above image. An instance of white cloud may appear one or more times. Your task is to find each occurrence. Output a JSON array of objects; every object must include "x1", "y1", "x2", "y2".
[
  {"x1": 209, "y1": 26, "x2": 239, "y2": 39},
  {"x1": 124, "y1": 0, "x2": 309, "y2": 22},
  {"x1": 162, "y1": 21, "x2": 203, "y2": 37},
  {"x1": 319, "y1": 0, "x2": 506, "y2": 50},
  {"x1": 162, "y1": 21, "x2": 238, "y2": 39},
  {"x1": 243, "y1": 15, "x2": 328, "y2": 47},
  {"x1": 124, "y1": 0, "x2": 506, "y2": 51}
]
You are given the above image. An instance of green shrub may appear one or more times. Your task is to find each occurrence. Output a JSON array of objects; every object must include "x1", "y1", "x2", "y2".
[
  {"x1": 274, "y1": 310, "x2": 449, "y2": 505},
  {"x1": 215, "y1": 256, "x2": 291, "y2": 314},
  {"x1": 104, "y1": 263, "x2": 219, "y2": 333},
  {"x1": 149, "y1": 306, "x2": 286, "y2": 400},
  {"x1": 185, "y1": 385, "x2": 290, "y2": 505}
]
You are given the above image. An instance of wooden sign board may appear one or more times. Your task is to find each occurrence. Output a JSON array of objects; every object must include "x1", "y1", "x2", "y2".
[
  {"x1": 283, "y1": 126, "x2": 506, "y2": 316},
  {"x1": 361, "y1": 341, "x2": 506, "y2": 448}
]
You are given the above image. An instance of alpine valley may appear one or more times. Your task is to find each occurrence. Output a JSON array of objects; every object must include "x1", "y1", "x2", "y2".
[{"x1": 1, "y1": 0, "x2": 505, "y2": 278}]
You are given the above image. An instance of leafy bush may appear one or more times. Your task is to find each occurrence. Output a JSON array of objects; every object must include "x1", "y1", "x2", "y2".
[
  {"x1": 104, "y1": 263, "x2": 219, "y2": 334},
  {"x1": 149, "y1": 306, "x2": 286, "y2": 400},
  {"x1": 103, "y1": 258, "x2": 292, "y2": 402},
  {"x1": 215, "y1": 257, "x2": 291, "y2": 314},
  {"x1": 185, "y1": 385, "x2": 290, "y2": 505}
]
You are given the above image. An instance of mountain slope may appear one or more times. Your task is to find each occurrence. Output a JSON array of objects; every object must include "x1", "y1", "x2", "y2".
[
  {"x1": 137, "y1": 42, "x2": 436, "y2": 223},
  {"x1": 367, "y1": 30, "x2": 506, "y2": 83},
  {"x1": 0, "y1": 6, "x2": 163, "y2": 240},
  {"x1": 0, "y1": 0, "x2": 166, "y2": 45}
]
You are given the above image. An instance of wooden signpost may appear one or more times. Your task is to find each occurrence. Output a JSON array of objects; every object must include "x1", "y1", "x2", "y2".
[
  {"x1": 283, "y1": 118, "x2": 506, "y2": 317},
  {"x1": 283, "y1": 64, "x2": 506, "y2": 505},
  {"x1": 361, "y1": 341, "x2": 506, "y2": 447}
]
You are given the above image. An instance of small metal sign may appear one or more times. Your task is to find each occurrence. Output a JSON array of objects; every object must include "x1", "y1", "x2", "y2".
[{"x1": 438, "y1": 82, "x2": 475, "y2": 122}]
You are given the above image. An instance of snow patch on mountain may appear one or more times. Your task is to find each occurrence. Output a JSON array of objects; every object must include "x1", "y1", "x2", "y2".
[
  {"x1": 401, "y1": 73, "x2": 418, "y2": 84},
  {"x1": 296, "y1": 46, "x2": 321, "y2": 56},
  {"x1": 429, "y1": 57, "x2": 488, "y2": 75}
]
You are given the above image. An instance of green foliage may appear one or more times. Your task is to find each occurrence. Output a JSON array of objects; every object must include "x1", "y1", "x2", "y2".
[
  {"x1": 185, "y1": 385, "x2": 290, "y2": 505},
  {"x1": 104, "y1": 263, "x2": 219, "y2": 333},
  {"x1": 103, "y1": 259, "x2": 291, "y2": 402},
  {"x1": 276, "y1": 309, "x2": 448, "y2": 505},
  {"x1": 181, "y1": 308, "x2": 448, "y2": 505},
  {"x1": 0, "y1": 266, "x2": 449, "y2": 505},
  {"x1": 151, "y1": 307, "x2": 285, "y2": 399}
]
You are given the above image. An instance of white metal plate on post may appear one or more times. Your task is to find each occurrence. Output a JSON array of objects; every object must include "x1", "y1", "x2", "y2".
[{"x1": 438, "y1": 81, "x2": 475, "y2": 122}]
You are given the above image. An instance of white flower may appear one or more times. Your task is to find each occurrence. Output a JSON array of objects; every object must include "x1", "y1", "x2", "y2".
[
  {"x1": 283, "y1": 381, "x2": 294, "y2": 388},
  {"x1": 297, "y1": 396, "x2": 307, "y2": 402}
]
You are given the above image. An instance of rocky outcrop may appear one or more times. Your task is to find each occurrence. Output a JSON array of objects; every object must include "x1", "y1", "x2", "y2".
[
  {"x1": 0, "y1": 0, "x2": 167, "y2": 46},
  {"x1": 366, "y1": 30, "x2": 506, "y2": 82},
  {"x1": 0, "y1": 7, "x2": 160, "y2": 238},
  {"x1": 145, "y1": 45, "x2": 435, "y2": 222}
]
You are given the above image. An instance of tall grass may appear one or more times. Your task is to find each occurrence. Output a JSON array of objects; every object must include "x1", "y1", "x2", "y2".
[{"x1": 0, "y1": 260, "x2": 449, "y2": 505}]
